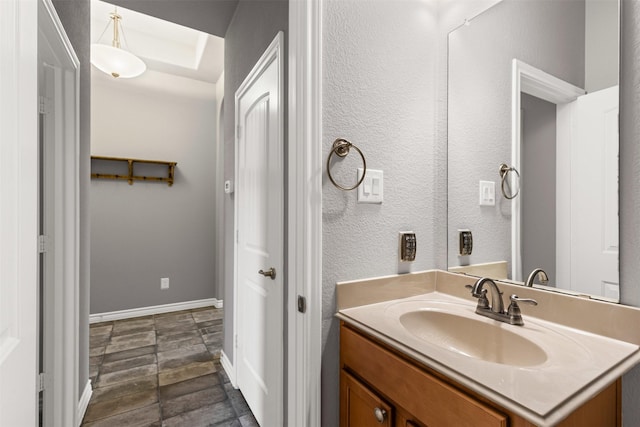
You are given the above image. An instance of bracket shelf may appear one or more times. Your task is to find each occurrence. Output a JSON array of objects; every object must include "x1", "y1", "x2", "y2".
[{"x1": 91, "y1": 156, "x2": 177, "y2": 187}]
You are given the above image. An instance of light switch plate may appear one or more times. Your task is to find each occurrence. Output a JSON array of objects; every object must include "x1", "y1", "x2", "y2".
[
  {"x1": 479, "y1": 180, "x2": 496, "y2": 206},
  {"x1": 357, "y1": 168, "x2": 383, "y2": 203}
]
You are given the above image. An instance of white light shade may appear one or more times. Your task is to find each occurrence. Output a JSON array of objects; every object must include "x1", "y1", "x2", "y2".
[{"x1": 91, "y1": 44, "x2": 146, "y2": 78}]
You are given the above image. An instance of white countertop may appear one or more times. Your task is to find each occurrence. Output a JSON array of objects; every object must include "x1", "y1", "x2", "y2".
[{"x1": 336, "y1": 270, "x2": 640, "y2": 426}]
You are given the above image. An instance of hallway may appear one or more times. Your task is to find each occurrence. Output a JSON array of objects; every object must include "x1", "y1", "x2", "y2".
[{"x1": 82, "y1": 306, "x2": 257, "y2": 426}]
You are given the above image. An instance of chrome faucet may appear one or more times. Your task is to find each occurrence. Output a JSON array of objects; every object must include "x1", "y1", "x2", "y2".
[
  {"x1": 525, "y1": 268, "x2": 549, "y2": 287},
  {"x1": 470, "y1": 277, "x2": 505, "y2": 315},
  {"x1": 467, "y1": 277, "x2": 538, "y2": 326}
]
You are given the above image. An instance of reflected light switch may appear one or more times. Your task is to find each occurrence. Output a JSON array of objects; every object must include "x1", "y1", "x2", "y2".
[
  {"x1": 479, "y1": 180, "x2": 495, "y2": 206},
  {"x1": 357, "y1": 168, "x2": 383, "y2": 203},
  {"x1": 364, "y1": 182, "x2": 371, "y2": 194}
]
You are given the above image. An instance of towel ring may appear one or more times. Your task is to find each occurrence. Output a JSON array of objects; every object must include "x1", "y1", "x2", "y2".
[
  {"x1": 499, "y1": 163, "x2": 520, "y2": 199},
  {"x1": 326, "y1": 138, "x2": 367, "y2": 191}
]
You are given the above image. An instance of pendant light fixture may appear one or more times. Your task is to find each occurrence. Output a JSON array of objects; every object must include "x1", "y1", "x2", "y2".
[{"x1": 91, "y1": 9, "x2": 146, "y2": 79}]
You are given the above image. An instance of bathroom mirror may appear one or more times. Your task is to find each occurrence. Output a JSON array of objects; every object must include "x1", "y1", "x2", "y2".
[{"x1": 447, "y1": 0, "x2": 620, "y2": 301}]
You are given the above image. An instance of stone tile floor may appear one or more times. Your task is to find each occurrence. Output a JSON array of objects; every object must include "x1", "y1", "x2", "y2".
[{"x1": 82, "y1": 306, "x2": 258, "y2": 427}]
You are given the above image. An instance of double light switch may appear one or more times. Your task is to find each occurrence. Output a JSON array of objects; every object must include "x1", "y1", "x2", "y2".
[{"x1": 357, "y1": 168, "x2": 383, "y2": 203}]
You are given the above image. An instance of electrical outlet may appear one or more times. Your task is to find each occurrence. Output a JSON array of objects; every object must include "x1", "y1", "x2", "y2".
[{"x1": 161, "y1": 278, "x2": 170, "y2": 290}]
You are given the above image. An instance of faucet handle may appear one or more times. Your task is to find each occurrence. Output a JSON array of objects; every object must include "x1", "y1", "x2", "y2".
[
  {"x1": 507, "y1": 295, "x2": 537, "y2": 326},
  {"x1": 509, "y1": 294, "x2": 538, "y2": 306},
  {"x1": 471, "y1": 288, "x2": 490, "y2": 309},
  {"x1": 466, "y1": 283, "x2": 490, "y2": 309}
]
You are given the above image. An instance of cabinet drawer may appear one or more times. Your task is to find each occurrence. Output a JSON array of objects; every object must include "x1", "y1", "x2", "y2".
[{"x1": 341, "y1": 323, "x2": 507, "y2": 427}]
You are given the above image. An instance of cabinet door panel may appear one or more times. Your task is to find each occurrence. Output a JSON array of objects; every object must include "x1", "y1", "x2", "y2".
[
  {"x1": 341, "y1": 370, "x2": 393, "y2": 427},
  {"x1": 341, "y1": 324, "x2": 507, "y2": 427}
]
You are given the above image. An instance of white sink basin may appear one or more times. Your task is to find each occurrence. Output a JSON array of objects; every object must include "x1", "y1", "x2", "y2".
[
  {"x1": 399, "y1": 309, "x2": 547, "y2": 366},
  {"x1": 339, "y1": 292, "x2": 638, "y2": 419}
]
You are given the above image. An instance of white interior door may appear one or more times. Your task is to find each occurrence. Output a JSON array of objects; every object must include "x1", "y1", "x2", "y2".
[
  {"x1": 0, "y1": 0, "x2": 39, "y2": 425},
  {"x1": 235, "y1": 32, "x2": 284, "y2": 427},
  {"x1": 569, "y1": 86, "x2": 619, "y2": 298}
]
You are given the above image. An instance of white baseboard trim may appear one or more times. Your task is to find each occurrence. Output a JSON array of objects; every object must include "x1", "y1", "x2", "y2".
[
  {"x1": 220, "y1": 350, "x2": 237, "y2": 388},
  {"x1": 77, "y1": 379, "x2": 93, "y2": 427},
  {"x1": 90, "y1": 298, "x2": 223, "y2": 323}
]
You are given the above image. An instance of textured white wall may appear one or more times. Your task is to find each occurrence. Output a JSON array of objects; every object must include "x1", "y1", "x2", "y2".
[
  {"x1": 90, "y1": 71, "x2": 218, "y2": 313},
  {"x1": 447, "y1": 0, "x2": 585, "y2": 273},
  {"x1": 434, "y1": 0, "x2": 503, "y2": 271},
  {"x1": 321, "y1": 1, "x2": 437, "y2": 424}
]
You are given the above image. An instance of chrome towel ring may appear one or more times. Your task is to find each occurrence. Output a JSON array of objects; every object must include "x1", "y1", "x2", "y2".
[
  {"x1": 499, "y1": 163, "x2": 520, "y2": 199},
  {"x1": 326, "y1": 138, "x2": 367, "y2": 191}
]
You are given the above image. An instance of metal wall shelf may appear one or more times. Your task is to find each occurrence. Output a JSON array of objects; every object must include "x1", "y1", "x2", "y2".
[{"x1": 91, "y1": 156, "x2": 177, "y2": 187}]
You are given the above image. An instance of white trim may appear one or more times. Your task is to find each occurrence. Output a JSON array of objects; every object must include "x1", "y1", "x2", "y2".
[
  {"x1": 38, "y1": 2, "x2": 81, "y2": 426},
  {"x1": 510, "y1": 59, "x2": 585, "y2": 281},
  {"x1": 287, "y1": 1, "x2": 323, "y2": 427},
  {"x1": 76, "y1": 380, "x2": 92, "y2": 427},
  {"x1": 89, "y1": 298, "x2": 222, "y2": 324},
  {"x1": 220, "y1": 350, "x2": 237, "y2": 388},
  {"x1": 555, "y1": 103, "x2": 574, "y2": 289}
]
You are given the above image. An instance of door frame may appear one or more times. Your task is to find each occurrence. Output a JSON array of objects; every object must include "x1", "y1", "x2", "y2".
[
  {"x1": 287, "y1": 1, "x2": 323, "y2": 426},
  {"x1": 38, "y1": 1, "x2": 81, "y2": 425},
  {"x1": 510, "y1": 59, "x2": 584, "y2": 282}
]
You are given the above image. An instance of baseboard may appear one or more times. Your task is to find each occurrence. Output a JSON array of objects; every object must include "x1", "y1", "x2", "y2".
[
  {"x1": 76, "y1": 379, "x2": 92, "y2": 427},
  {"x1": 90, "y1": 298, "x2": 223, "y2": 323},
  {"x1": 220, "y1": 350, "x2": 237, "y2": 388}
]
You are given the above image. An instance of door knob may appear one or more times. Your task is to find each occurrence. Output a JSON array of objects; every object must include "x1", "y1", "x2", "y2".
[
  {"x1": 373, "y1": 407, "x2": 387, "y2": 423},
  {"x1": 258, "y1": 267, "x2": 276, "y2": 280}
]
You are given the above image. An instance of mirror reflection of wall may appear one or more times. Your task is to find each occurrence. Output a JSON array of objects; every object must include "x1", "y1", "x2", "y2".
[
  {"x1": 448, "y1": 0, "x2": 619, "y2": 301},
  {"x1": 521, "y1": 94, "x2": 557, "y2": 285}
]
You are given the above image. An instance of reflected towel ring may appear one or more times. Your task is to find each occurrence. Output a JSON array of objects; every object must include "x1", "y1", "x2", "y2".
[
  {"x1": 499, "y1": 163, "x2": 520, "y2": 199},
  {"x1": 326, "y1": 138, "x2": 367, "y2": 191}
]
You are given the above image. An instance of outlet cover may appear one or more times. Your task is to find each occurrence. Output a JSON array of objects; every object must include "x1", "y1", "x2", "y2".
[{"x1": 161, "y1": 278, "x2": 170, "y2": 290}]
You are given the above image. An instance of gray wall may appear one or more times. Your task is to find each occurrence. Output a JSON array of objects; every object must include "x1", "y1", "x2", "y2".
[
  {"x1": 321, "y1": 1, "x2": 438, "y2": 424},
  {"x1": 447, "y1": 0, "x2": 585, "y2": 273},
  {"x1": 221, "y1": 0, "x2": 288, "y2": 363},
  {"x1": 585, "y1": 0, "x2": 619, "y2": 92},
  {"x1": 51, "y1": 0, "x2": 91, "y2": 398},
  {"x1": 521, "y1": 94, "x2": 556, "y2": 283},
  {"x1": 620, "y1": 0, "x2": 640, "y2": 423},
  {"x1": 90, "y1": 75, "x2": 218, "y2": 313}
]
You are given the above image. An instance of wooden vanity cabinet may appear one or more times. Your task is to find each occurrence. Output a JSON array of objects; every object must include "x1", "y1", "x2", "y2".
[{"x1": 340, "y1": 321, "x2": 621, "y2": 427}]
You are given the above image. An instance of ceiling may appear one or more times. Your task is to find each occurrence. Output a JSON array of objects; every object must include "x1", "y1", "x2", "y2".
[
  {"x1": 108, "y1": 0, "x2": 239, "y2": 38},
  {"x1": 91, "y1": 0, "x2": 231, "y2": 85}
]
